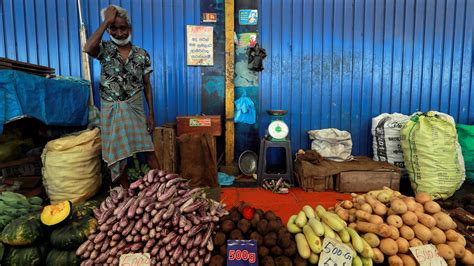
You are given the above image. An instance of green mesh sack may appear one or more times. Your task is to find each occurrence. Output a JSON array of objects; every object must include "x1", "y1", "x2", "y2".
[
  {"x1": 400, "y1": 112, "x2": 465, "y2": 199},
  {"x1": 456, "y1": 124, "x2": 474, "y2": 183}
]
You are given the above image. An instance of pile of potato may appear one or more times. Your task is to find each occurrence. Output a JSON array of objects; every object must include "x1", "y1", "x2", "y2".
[
  {"x1": 286, "y1": 205, "x2": 374, "y2": 265},
  {"x1": 334, "y1": 187, "x2": 474, "y2": 265}
]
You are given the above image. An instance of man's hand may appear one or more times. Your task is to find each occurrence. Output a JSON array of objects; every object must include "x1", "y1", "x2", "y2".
[
  {"x1": 146, "y1": 115, "x2": 154, "y2": 134},
  {"x1": 104, "y1": 6, "x2": 118, "y2": 25}
]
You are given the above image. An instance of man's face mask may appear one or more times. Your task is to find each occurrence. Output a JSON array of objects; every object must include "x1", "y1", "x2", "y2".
[{"x1": 108, "y1": 16, "x2": 131, "y2": 46}]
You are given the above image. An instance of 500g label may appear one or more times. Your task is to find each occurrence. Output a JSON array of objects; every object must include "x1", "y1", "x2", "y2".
[{"x1": 228, "y1": 250, "x2": 257, "y2": 263}]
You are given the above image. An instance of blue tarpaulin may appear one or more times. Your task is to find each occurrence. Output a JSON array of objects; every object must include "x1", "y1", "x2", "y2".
[{"x1": 0, "y1": 70, "x2": 89, "y2": 133}]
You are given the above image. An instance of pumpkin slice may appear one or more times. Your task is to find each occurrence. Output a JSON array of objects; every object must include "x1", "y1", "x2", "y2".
[{"x1": 40, "y1": 201, "x2": 72, "y2": 226}]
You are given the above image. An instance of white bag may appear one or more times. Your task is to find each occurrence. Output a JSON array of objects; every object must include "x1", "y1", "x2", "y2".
[
  {"x1": 371, "y1": 113, "x2": 410, "y2": 168},
  {"x1": 308, "y1": 128, "x2": 353, "y2": 162}
]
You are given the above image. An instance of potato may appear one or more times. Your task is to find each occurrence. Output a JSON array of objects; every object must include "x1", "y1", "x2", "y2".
[
  {"x1": 368, "y1": 215, "x2": 384, "y2": 225},
  {"x1": 444, "y1": 229, "x2": 458, "y2": 241},
  {"x1": 437, "y1": 244, "x2": 455, "y2": 260},
  {"x1": 424, "y1": 201, "x2": 441, "y2": 214},
  {"x1": 399, "y1": 225, "x2": 415, "y2": 240},
  {"x1": 446, "y1": 241, "x2": 465, "y2": 259},
  {"x1": 433, "y1": 212, "x2": 454, "y2": 230},
  {"x1": 409, "y1": 238, "x2": 423, "y2": 247},
  {"x1": 415, "y1": 212, "x2": 436, "y2": 228},
  {"x1": 388, "y1": 255, "x2": 403, "y2": 266},
  {"x1": 387, "y1": 208, "x2": 396, "y2": 216},
  {"x1": 415, "y1": 203, "x2": 425, "y2": 213},
  {"x1": 412, "y1": 223, "x2": 432, "y2": 241},
  {"x1": 372, "y1": 248, "x2": 384, "y2": 263},
  {"x1": 401, "y1": 211, "x2": 418, "y2": 226},
  {"x1": 342, "y1": 200, "x2": 353, "y2": 209},
  {"x1": 349, "y1": 208, "x2": 357, "y2": 215},
  {"x1": 446, "y1": 258, "x2": 456, "y2": 266},
  {"x1": 389, "y1": 225, "x2": 400, "y2": 240},
  {"x1": 461, "y1": 249, "x2": 474, "y2": 265},
  {"x1": 360, "y1": 203, "x2": 373, "y2": 214},
  {"x1": 455, "y1": 232, "x2": 466, "y2": 247},
  {"x1": 390, "y1": 199, "x2": 408, "y2": 214},
  {"x1": 415, "y1": 192, "x2": 432, "y2": 204},
  {"x1": 363, "y1": 233, "x2": 380, "y2": 248},
  {"x1": 396, "y1": 238, "x2": 410, "y2": 254},
  {"x1": 399, "y1": 254, "x2": 417, "y2": 266},
  {"x1": 387, "y1": 215, "x2": 403, "y2": 228},
  {"x1": 379, "y1": 238, "x2": 398, "y2": 256},
  {"x1": 430, "y1": 227, "x2": 446, "y2": 245},
  {"x1": 403, "y1": 198, "x2": 417, "y2": 212}
]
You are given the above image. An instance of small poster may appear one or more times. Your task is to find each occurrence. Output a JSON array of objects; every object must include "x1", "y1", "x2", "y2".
[
  {"x1": 239, "y1": 9, "x2": 258, "y2": 25},
  {"x1": 187, "y1": 25, "x2": 214, "y2": 66},
  {"x1": 237, "y1": 33, "x2": 257, "y2": 48},
  {"x1": 202, "y1": 13, "x2": 217, "y2": 23}
]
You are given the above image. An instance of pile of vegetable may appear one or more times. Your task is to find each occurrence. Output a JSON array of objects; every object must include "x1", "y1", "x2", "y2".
[
  {"x1": 77, "y1": 169, "x2": 228, "y2": 265},
  {"x1": 286, "y1": 204, "x2": 374, "y2": 265},
  {"x1": 437, "y1": 194, "x2": 474, "y2": 252},
  {"x1": 0, "y1": 192, "x2": 47, "y2": 266},
  {"x1": 210, "y1": 204, "x2": 302, "y2": 266},
  {"x1": 334, "y1": 187, "x2": 474, "y2": 265}
]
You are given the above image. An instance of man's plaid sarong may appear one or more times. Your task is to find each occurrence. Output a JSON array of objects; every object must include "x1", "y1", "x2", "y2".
[{"x1": 101, "y1": 92, "x2": 154, "y2": 181}]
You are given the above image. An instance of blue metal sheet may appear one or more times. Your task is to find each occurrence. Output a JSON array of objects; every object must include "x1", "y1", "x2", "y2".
[
  {"x1": 0, "y1": 0, "x2": 201, "y2": 127},
  {"x1": 259, "y1": 0, "x2": 474, "y2": 155}
]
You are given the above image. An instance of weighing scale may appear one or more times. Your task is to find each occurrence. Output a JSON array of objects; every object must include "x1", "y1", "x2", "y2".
[{"x1": 266, "y1": 110, "x2": 289, "y2": 141}]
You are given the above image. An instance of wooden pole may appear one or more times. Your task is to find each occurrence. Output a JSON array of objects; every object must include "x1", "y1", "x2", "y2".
[{"x1": 225, "y1": 0, "x2": 235, "y2": 167}]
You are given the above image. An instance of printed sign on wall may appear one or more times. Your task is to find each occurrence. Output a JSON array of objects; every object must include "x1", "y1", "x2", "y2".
[
  {"x1": 239, "y1": 9, "x2": 258, "y2": 25},
  {"x1": 187, "y1": 25, "x2": 214, "y2": 66}
]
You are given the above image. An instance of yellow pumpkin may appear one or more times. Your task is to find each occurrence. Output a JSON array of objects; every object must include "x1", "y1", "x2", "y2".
[{"x1": 40, "y1": 201, "x2": 72, "y2": 226}]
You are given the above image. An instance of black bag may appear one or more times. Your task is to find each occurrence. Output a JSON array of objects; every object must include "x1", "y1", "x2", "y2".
[{"x1": 247, "y1": 43, "x2": 267, "y2": 72}]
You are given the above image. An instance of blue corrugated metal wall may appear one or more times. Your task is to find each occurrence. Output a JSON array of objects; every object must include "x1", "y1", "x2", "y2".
[
  {"x1": 0, "y1": 0, "x2": 201, "y2": 126},
  {"x1": 259, "y1": 0, "x2": 474, "y2": 155},
  {"x1": 2, "y1": 0, "x2": 474, "y2": 156}
]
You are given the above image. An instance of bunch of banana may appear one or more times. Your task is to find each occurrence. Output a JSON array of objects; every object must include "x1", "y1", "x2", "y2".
[
  {"x1": 287, "y1": 205, "x2": 374, "y2": 266},
  {"x1": 0, "y1": 192, "x2": 42, "y2": 230}
]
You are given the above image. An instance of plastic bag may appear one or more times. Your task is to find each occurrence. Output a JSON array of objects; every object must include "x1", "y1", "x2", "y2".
[
  {"x1": 234, "y1": 92, "x2": 256, "y2": 124},
  {"x1": 308, "y1": 128, "x2": 353, "y2": 162},
  {"x1": 247, "y1": 43, "x2": 266, "y2": 72}
]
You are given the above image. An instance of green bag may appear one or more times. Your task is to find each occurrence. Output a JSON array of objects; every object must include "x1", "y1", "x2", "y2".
[
  {"x1": 456, "y1": 124, "x2": 474, "y2": 183},
  {"x1": 400, "y1": 112, "x2": 465, "y2": 199}
]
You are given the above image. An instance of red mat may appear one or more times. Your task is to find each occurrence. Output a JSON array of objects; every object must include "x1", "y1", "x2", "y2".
[{"x1": 220, "y1": 188, "x2": 351, "y2": 223}]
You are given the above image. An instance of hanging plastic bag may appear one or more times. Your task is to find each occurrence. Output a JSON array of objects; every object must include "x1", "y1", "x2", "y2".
[
  {"x1": 234, "y1": 92, "x2": 256, "y2": 124},
  {"x1": 247, "y1": 43, "x2": 267, "y2": 72}
]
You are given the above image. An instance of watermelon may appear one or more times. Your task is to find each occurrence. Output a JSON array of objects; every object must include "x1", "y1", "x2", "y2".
[
  {"x1": 50, "y1": 216, "x2": 97, "y2": 250},
  {"x1": 2, "y1": 244, "x2": 48, "y2": 266},
  {"x1": 0, "y1": 216, "x2": 43, "y2": 246},
  {"x1": 46, "y1": 249, "x2": 80, "y2": 266}
]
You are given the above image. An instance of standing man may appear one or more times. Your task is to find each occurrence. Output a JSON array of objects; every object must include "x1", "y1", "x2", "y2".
[{"x1": 84, "y1": 5, "x2": 159, "y2": 188}]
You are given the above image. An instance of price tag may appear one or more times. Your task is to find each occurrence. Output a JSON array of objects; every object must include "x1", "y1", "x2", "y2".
[
  {"x1": 410, "y1": 244, "x2": 447, "y2": 266},
  {"x1": 227, "y1": 240, "x2": 258, "y2": 266},
  {"x1": 119, "y1": 253, "x2": 151, "y2": 266},
  {"x1": 318, "y1": 238, "x2": 353, "y2": 266}
]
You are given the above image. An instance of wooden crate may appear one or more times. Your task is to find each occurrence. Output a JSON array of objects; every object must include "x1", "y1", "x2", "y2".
[
  {"x1": 335, "y1": 170, "x2": 400, "y2": 193},
  {"x1": 176, "y1": 115, "x2": 221, "y2": 136},
  {"x1": 153, "y1": 127, "x2": 178, "y2": 173},
  {"x1": 295, "y1": 171, "x2": 334, "y2": 192}
]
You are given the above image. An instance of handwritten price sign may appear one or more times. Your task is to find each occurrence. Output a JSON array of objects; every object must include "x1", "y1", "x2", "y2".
[
  {"x1": 318, "y1": 238, "x2": 353, "y2": 266},
  {"x1": 119, "y1": 253, "x2": 151, "y2": 266},
  {"x1": 227, "y1": 240, "x2": 258, "y2": 266},
  {"x1": 410, "y1": 245, "x2": 447, "y2": 266}
]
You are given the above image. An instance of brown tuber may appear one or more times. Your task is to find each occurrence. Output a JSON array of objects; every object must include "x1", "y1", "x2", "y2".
[
  {"x1": 265, "y1": 211, "x2": 278, "y2": 221},
  {"x1": 270, "y1": 246, "x2": 283, "y2": 256},
  {"x1": 237, "y1": 219, "x2": 251, "y2": 233},
  {"x1": 259, "y1": 246, "x2": 270, "y2": 257},
  {"x1": 251, "y1": 213, "x2": 261, "y2": 228},
  {"x1": 229, "y1": 229, "x2": 243, "y2": 240},
  {"x1": 277, "y1": 233, "x2": 292, "y2": 248},
  {"x1": 284, "y1": 241, "x2": 297, "y2": 257},
  {"x1": 261, "y1": 256, "x2": 275, "y2": 266},
  {"x1": 294, "y1": 255, "x2": 308, "y2": 266},
  {"x1": 221, "y1": 220, "x2": 235, "y2": 233},
  {"x1": 213, "y1": 232, "x2": 226, "y2": 246},
  {"x1": 257, "y1": 219, "x2": 270, "y2": 235},
  {"x1": 249, "y1": 231, "x2": 263, "y2": 246},
  {"x1": 268, "y1": 219, "x2": 283, "y2": 232},
  {"x1": 230, "y1": 207, "x2": 242, "y2": 222},
  {"x1": 209, "y1": 255, "x2": 225, "y2": 266},
  {"x1": 220, "y1": 245, "x2": 227, "y2": 256},
  {"x1": 274, "y1": 256, "x2": 293, "y2": 266},
  {"x1": 264, "y1": 232, "x2": 278, "y2": 247}
]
